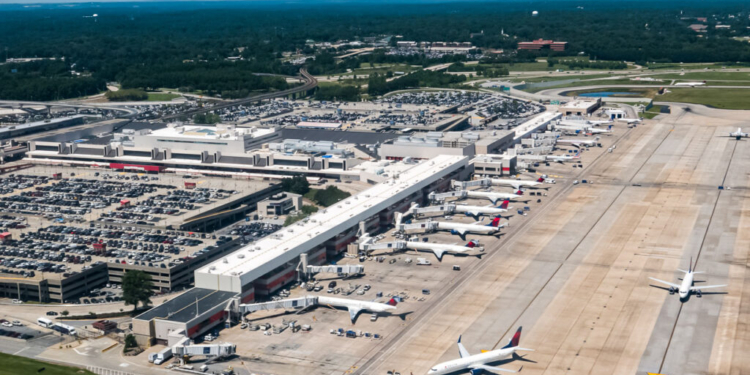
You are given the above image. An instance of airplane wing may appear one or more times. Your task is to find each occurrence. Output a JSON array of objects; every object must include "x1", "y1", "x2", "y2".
[
  {"x1": 457, "y1": 336, "x2": 470, "y2": 358},
  {"x1": 690, "y1": 285, "x2": 726, "y2": 291},
  {"x1": 347, "y1": 307, "x2": 361, "y2": 322},
  {"x1": 649, "y1": 277, "x2": 680, "y2": 289},
  {"x1": 468, "y1": 364, "x2": 518, "y2": 373}
]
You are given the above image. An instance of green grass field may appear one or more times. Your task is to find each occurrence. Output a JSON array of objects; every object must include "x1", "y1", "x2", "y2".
[
  {"x1": 659, "y1": 88, "x2": 750, "y2": 110},
  {"x1": 0, "y1": 353, "x2": 95, "y2": 375},
  {"x1": 147, "y1": 93, "x2": 181, "y2": 101}
]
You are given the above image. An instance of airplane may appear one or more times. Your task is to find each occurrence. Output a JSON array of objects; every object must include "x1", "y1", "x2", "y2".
[
  {"x1": 556, "y1": 123, "x2": 612, "y2": 135},
  {"x1": 466, "y1": 190, "x2": 524, "y2": 205},
  {"x1": 455, "y1": 200, "x2": 511, "y2": 219},
  {"x1": 403, "y1": 239, "x2": 483, "y2": 261},
  {"x1": 428, "y1": 327, "x2": 533, "y2": 375},
  {"x1": 648, "y1": 257, "x2": 726, "y2": 301},
  {"x1": 617, "y1": 118, "x2": 641, "y2": 124},
  {"x1": 673, "y1": 81, "x2": 706, "y2": 87},
  {"x1": 546, "y1": 151, "x2": 580, "y2": 163},
  {"x1": 724, "y1": 127, "x2": 749, "y2": 140},
  {"x1": 317, "y1": 295, "x2": 398, "y2": 322},
  {"x1": 435, "y1": 216, "x2": 507, "y2": 236},
  {"x1": 487, "y1": 177, "x2": 546, "y2": 190},
  {"x1": 587, "y1": 119, "x2": 615, "y2": 126},
  {"x1": 556, "y1": 138, "x2": 600, "y2": 148}
]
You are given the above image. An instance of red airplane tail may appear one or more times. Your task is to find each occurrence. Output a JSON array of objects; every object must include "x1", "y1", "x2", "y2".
[{"x1": 386, "y1": 298, "x2": 398, "y2": 306}]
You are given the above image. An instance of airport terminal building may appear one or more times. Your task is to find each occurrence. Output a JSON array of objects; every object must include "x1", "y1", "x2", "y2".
[{"x1": 132, "y1": 155, "x2": 469, "y2": 344}]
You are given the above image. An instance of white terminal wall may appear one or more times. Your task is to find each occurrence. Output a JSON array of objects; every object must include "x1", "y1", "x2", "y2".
[{"x1": 194, "y1": 155, "x2": 468, "y2": 293}]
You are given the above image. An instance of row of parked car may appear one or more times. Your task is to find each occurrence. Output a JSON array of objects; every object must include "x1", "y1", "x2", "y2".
[{"x1": 0, "y1": 174, "x2": 51, "y2": 195}]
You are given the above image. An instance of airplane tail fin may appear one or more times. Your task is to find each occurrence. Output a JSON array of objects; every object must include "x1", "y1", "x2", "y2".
[
  {"x1": 497, "y1": 200, "x2": 510, "y2": 209},
  {"x1": 465, "y1": 239, "x2": 479, "y2": 248},
  {"x1": 502, "y1": 326, "x2": 523, "y2": 349},
  {"x1": 574, "y1": 151, "x2": 581, "y2": 158},
  {"x1": 386, "y1": 298, "x2": 398, "y2": 307},
  {"x1": 515, "y1": 189, "x2": 523, "y2": 196},
  {"x1": 537, "y1": 176, "x2": 545, "y2": 183},
  {"x1": 487, "y1": 216, "x2": 502, "y2": 227}
]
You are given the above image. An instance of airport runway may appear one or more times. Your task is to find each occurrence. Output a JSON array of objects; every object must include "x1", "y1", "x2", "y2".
[{"x1": 357, "y1": 106, "x2": 750, "y2": 375}]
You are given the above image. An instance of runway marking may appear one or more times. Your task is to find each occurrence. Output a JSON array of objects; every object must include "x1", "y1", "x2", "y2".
[{"x1": 13, "y1": 347, "x2": 29, "y2": 355}]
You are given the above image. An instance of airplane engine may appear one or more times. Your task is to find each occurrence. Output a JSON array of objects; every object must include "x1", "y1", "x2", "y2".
[
  {"x1": 668, "y1": 287, "x2": 676, "y2": 295},
  {"x1": 696, "y1": 289, "x2": 702, "y2": 298}
]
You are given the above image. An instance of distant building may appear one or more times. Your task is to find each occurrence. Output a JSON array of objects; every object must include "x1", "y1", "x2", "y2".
[
  {"x1": 517, "y1": 39, "x2": 567, "y2": 51},
  {"x1": 396, "y1": 41, "x2": 418, "y2": 49},
  {"x1": 559, "y1": 99, "x2": 601, "y2": 116},
  {"x1": 689, "y1": 24, "x2": 708, "y2": 32}
]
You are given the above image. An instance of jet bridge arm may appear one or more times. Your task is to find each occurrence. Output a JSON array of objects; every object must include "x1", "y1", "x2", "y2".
[{"x1": 238, "y1": 296, "x2": 319, "y2": 314}]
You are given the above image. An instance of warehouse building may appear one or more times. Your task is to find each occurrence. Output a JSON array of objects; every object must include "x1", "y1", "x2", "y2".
[{"x1": 133, "y1": 155, "x2": 469, "y2": 344}]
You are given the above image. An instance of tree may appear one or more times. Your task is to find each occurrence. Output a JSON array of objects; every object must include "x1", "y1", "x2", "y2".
[
  {"x1": 122, "y1": 270, "x2": 154, "y2": 311},
  {"x1": 61, "y1": 310, "x2": 69, "y2": 317},
  {"x1": 280, "y1": 175, "x2": 310, "y2": 195},
  {"x1": 124, "y1": 334, "x2": 137, "y2": 350}
]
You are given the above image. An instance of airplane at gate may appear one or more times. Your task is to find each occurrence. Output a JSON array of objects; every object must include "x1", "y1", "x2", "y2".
[
  {"x1": 317, "y1": 295, "x2": 398, "y2": 322},
  {"x1": 434, "y1": 216, "x2": 507, "y2": 236},
  {"x1": 487, "y1": 177, "x2": 545, "y2": 190},
  {"x1": 465, "y1": 190, "x2": 524, "y2": 205},
  {"x1": 404, "y1": 239, "x2": 483, "y2": 261},
  {"x1": 648, "y1": 257, "x2": 726, "y2": 301},
  {"x1": 427, "y1": 327, "x2": 532, "y2": 375},
  {"x1": 455, "y1": 200, "x2": 511, "y2": 219},
  {"x1": 546, "y1": 152, "x2": 580, "y2": 163}
]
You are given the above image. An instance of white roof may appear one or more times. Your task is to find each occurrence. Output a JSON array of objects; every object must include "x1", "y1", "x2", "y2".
[
  {"x1": 148, "y1": 125, "x2": 275, "y2": 141},
  {"x1": 561, "y1": 100, "x2": 599, "y2": 110},
  {"x1": 195, "y1": 155, "x2": 468, "y2": 292}
]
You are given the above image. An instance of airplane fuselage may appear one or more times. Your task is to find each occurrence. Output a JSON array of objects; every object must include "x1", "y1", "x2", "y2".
[
  {"x1": 455, "y1": 204, "x2": 507, "y2": 217},
  {"x1": 428, "y1": 348, "x2": 514, "y2": 375},
  {"x1": 488, "y1": 179, "x2": 541, "y2": 189},
  {"x1": 678, "y1": 271, "x2": 694, "y2": 299},
  {"x1": 435, "y1": 221, "x2": 500, "y2": 235},
  {"x1": 317, "y1": 296, "x2": 396, "y2": 314},
  {"x1": 466, "y1": 191, "x2": 521, "y2": 204}
]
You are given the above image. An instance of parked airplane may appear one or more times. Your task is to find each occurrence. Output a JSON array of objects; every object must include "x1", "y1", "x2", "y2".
[
  {"x1": 487, "y1": 177, "x2": 546, "y2": 190},
  {"x1": 674, "y1": 81, "x2": 706, "y2": 87},
  {"x1": 648, "y1": 258, "x2": 726, "y2": 301},
  {"x1": 557, "y1": 123, "x2": 612, "y2": 135},
  {"x1": 435, "y1": 216, "x2": 507, "y2": 236},
  {"x1": 404, "y1": 239, "x2": 483, "y2": 261},
  {"x1": 466, "y1": 190, "x2": 524, "y2": 205},
  {"x1": 317, "y1": 295, "x2": 398, "y2": 322},
  {"x1": 557, "y1": 138, "x2": 600, "y2": 148},
  {"x1": 546, "y1": 151, "x2": 580, "y2": 163},
  {"x1": 724, "y1": 127, "x2": 749, "y2": 140},
  {"x1": 617, "y1": 118, "x2": 641, "y2": 124},
  {"x1": 428, "y1": 327, "x2": 532, "y2": 375},
  {"x1": 455, "y1": 200, "x2": 511, "y2": 219}
]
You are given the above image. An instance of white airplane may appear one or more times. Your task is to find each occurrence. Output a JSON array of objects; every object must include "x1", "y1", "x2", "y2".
[
  {"x1": 648, "y1": 258, "x2": 726, "y2": 300},
  {"x1": 587, "y1": 119, "x2": 614, "y2": 126},
  {"x1": 546, "y1": 151, "x2": 580, "y2": 163},
  {"x1": 317, "y1": 295, "x2": 398, "y2": 322},
  {"x1": 556, "y1": 138, "x2": 600, "y2": 148},
  {"x1": 725, "y1": 127, "x2": 749, "y2": 140},
  {"x1": 428, "y1": 327, "x2": 532, "y2": 375},
  {"x1": 617, "y1": 118, "x2": 641, "y2": 124},
  {"x1": 674, "y1": 81, "x2": 705, "y2": 87},
  {"x1": 557, "y1": 122, "x2": 612, "y2": 135},
  {"x1": 404, "y1": 239, "x2": 483, "y2": 261},
  {"x1": 435, "y1": 216, "x2": 507, "y2": 236},
  {"x1": 466, "y1": 190, "x2": 524, "y2": 205},
  {"x1": 456, "y1": 200, "x2": 511, "y2": 219},
  {"x1": 488, "y1": 177, "x2": 546, "y2": 190}
]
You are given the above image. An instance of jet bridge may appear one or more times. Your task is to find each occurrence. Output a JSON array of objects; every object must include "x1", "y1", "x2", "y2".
[
  {"x1": 429, "y1": 190, "x2": 468, "y2": 202},
  {"x1": 236, "y1": 296, "x2": 319, "y2": 314},
  {"x1": 452, "y1": 179, "x2": 491, "y2": 190},
  {"x1": 173, "y1": 343, "x2": 236, "y2": 358},
  {"x1": 296, "y1": 253, "x2": 365, "y2": 280}
]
